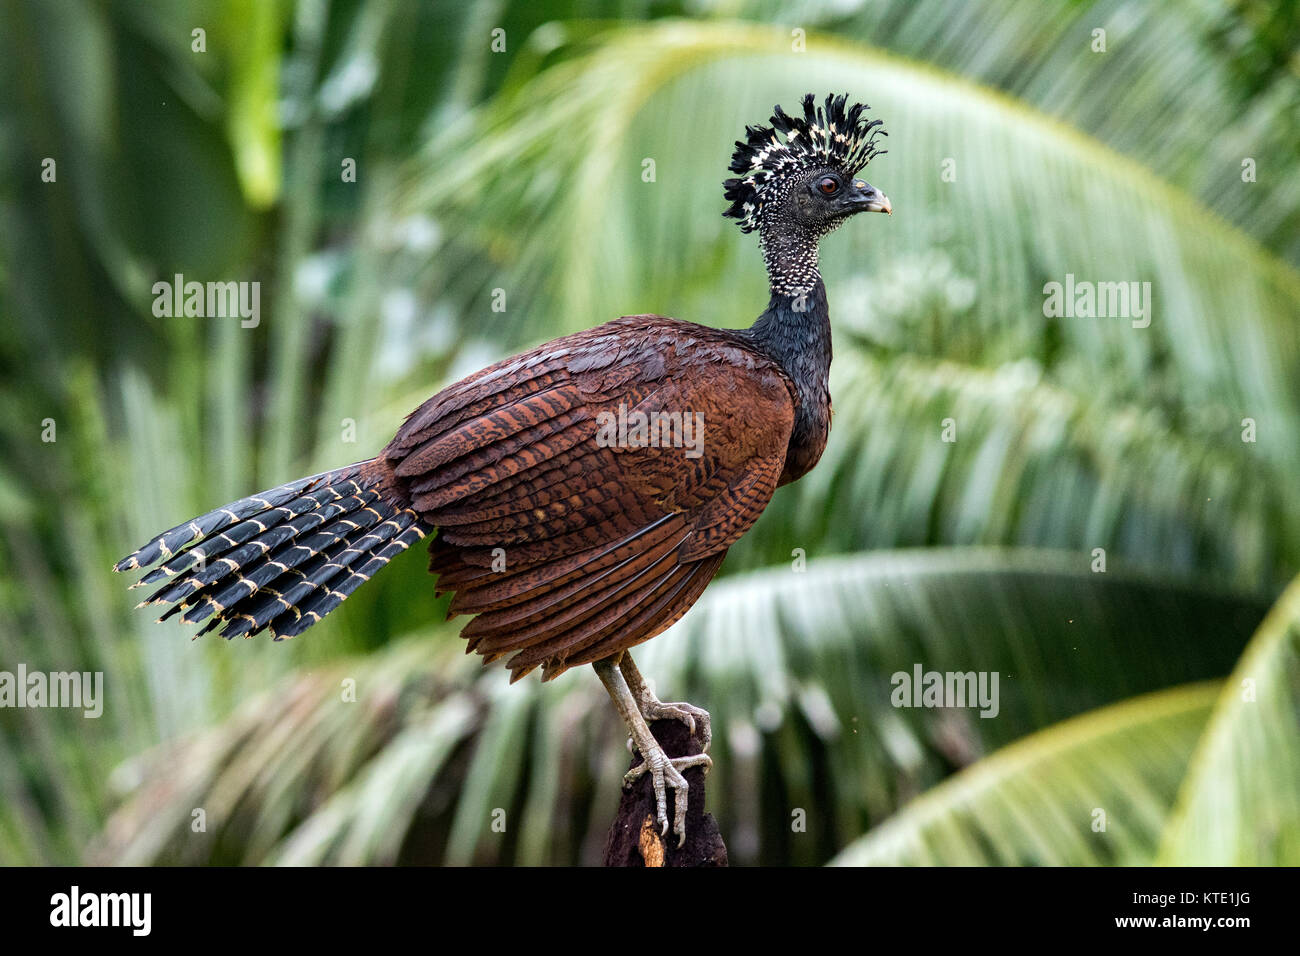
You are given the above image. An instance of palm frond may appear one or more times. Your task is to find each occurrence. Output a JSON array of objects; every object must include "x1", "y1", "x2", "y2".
[
  {"x1": 400, "y1": 23, "x2": 1300, "y2": 604},
  {"x1": 815, "y1": 0, "x2": 1300, "y2": 266},
  {"x1": 829, "y1": 683, "x2": 1218, "y2": 866},
  {"x1": 1158, "y1": 572, "x2": 1300, "y2": 865},
  {"x1": 405, "y1": 21, "x2": 1300, "y2": 447},
  {"x1": 96, "y1": 549, "x2": 1265, "y2": 865},
  {"x1": 733, "y1": 348, "x2": 1297, "y2": 591}
]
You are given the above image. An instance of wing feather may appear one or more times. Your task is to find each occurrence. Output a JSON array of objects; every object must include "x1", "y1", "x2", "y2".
[{"x1": 384, "y1": 316, "x2": 798, "y2": 679}]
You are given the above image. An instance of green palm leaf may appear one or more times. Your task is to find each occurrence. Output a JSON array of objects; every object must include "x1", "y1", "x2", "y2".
[
  {"x1": 1157, "y1": 573, "x2": 1300, "y2": 865},
  {"x1": 829, "y1": 683, "x2": 1218, "y2": 866},
  {"x1": 4, "y1": 6, "x2": 1296, "y2": 868},
  {"x1": 96, "y1": 550, "x2": 1264, "y2": 865},
  {"x1": 406, "y1": 21, "x2": 1300, "y2": 448},
  {"x1": 402, "y1": 20, "x2": 1300, "y2": 579},
  {"x1": 734, "y1": 348, "x2": 1295, "y2": 591},
  {"x1": 810, "y1": 0, "x2": 1300, "y2": 266}
]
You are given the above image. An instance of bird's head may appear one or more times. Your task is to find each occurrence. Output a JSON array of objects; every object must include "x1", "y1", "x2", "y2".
[{"x1": 723, "y1": 93, "x2": 890, "y2": 238}]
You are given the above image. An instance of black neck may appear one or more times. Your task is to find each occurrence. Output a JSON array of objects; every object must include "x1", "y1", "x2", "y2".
[
  {"x1": 737, "y1": 222, "x2": 836, "y2": 483},
  {"x1": 745, "y1": 225, "x2": 832, "y2": 400},
  {"x1": 745, "y1": 281, "x2": 832, "y2": 396}
]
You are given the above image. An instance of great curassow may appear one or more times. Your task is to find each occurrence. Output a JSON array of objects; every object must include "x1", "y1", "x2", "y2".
[{"x1": 115, "y1": 93, "x2": 890, "y2": 845}]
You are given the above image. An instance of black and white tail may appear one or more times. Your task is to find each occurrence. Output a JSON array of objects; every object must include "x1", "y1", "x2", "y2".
[{"x1": 114, "y1": 462, "x2": 429, "y2": 640}]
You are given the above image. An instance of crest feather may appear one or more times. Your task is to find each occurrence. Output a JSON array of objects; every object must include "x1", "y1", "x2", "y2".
[{"x1": 723, "y1": 93, "x2": 887, "y2": 233}]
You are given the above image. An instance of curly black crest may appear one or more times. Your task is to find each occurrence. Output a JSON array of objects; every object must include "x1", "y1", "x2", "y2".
[{"x1": 723, "y1": 93, "x2": 887, "y2": 233}]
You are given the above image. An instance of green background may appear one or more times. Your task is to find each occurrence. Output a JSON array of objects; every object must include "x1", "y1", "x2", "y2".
[{"x1": 0, "y1": 0, "x2": 1297, "y2": 865}]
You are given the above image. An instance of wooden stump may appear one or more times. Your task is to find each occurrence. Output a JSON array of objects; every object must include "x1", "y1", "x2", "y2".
[{"x1": 602, "y1": 717, "x2": 728, "y2": 867}]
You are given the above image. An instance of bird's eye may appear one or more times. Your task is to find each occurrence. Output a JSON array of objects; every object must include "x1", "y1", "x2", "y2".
[{"x1": 818, "y1": 177, "x2": 839, "y2": 195}]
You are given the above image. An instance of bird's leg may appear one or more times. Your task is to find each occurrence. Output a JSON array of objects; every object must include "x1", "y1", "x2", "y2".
[
  {"x1": 618, "y1": 652, "x2": 712, "y2": 753},
  {"x1": 593, "y1": 655, "x2": 712, "y2": 846}
]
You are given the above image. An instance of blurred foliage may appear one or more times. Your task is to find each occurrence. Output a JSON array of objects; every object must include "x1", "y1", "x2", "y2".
[
  {"x1": 831, "y1": 684, "x2": 1222, "y2": 866},
  {"x1": 0, "y1": 0, "x2": 1296, "y2": 865}
]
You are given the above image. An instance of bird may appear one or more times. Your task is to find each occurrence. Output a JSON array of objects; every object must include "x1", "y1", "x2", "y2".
[{"x1": 114, "y1": 93, "x2": 890, "y2": 846}]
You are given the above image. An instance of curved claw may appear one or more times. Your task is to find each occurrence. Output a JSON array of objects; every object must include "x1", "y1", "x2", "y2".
[
  {"x1": 643, "y1": 701, "x2": 712, "y2": 753},
  {"x1": 618, "y1": 654, "x2": 713, "y2": 754},
  {"x1": 624, "y1": 751, "x2": 713, "y2": 846}
]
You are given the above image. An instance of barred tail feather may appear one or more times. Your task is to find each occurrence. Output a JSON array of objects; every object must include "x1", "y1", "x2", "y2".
[
  {"x1": 115, "y1": 462, "x2": 429, "y2": 641},
  {"x1": 266, "y1": 524, "x2": 428, "y2": 639},
  {"x1": 113, "y1": 468, "x2": 348, "y2": 573}
]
